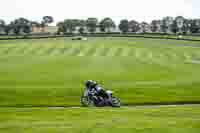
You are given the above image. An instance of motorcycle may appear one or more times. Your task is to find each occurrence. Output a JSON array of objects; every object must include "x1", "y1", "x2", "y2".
[{"x1": 81, "y1": 88, "x2": 121, "y2": 107}]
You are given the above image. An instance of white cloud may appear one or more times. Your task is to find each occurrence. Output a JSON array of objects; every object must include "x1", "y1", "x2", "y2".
[{"x1": 0, "y1": 0, "x2": 198, "y2": 24}]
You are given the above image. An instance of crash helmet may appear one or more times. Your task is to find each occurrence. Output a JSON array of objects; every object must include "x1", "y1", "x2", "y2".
[
  {"x1": 91, "y1": 80, "x2": 98, "y2": 88},
  {"x1": 85, "y1": 80, "x2": 97, "y2": 88}
]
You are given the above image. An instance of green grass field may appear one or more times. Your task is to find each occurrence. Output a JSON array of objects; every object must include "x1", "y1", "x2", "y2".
[
  {"x1": 1, "y1": 105, "x2": 200, "y2": 133},
  {"x1": 1, "y1": 37, "x2": 200, "y2": 133},
  {"x1": 0, "y1": 37, "x2": 200, "y2": 106}
]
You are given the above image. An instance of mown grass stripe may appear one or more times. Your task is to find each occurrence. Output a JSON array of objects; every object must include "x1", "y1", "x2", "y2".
[
  {"x1": 121, "y1": 48, "x2": 130, "y2": 56},
  {"x1": 37, "y1": 46, "x2": 49, "y2": 55},
  {"x1": 135, "y1": 49, "x2": 140, "y2": 58},
  {"x1": 128, "y1": 48, "x2": 135, "y2": 56},
  {"x1": 162, "y1": 52, "x2": 171, "y2": 60},
  {"x1": 0, "y1": 48, "x2": 8, "y2": 55},
  {"x1": 85, "y1": 46, "x2": 98, "y2": 56},
  {"x1": 45, "y1": 47, "x2": 56, "y2": 55},
  {"x1": 183, "y1": 53, "x2": 191, "y2": 60},
  {"x1": 29, "y1": 46, "x2": 43, "y2": 55},
  {"x1": 93, "y1": 46, "x2": 104, "y2": 56},
  {"x1": 137, "y1": 49, "x2": 155, "y2": 63},
  {"x1": 138, "y1": 49, "x2": 155, "y2": 63},
  {"x1": 166, "y1": 52, "x2": 180, "y2": 62},
  {"x1": 66, "y1": 44, "x2": 81, "y2": 56},
  {"x1": 6, "y1": 46, "x2": 21, "y2": 55},
  {"x1": 77, "y1": 46, "x2": 87, "y2": 56},
  {"x1": 0, "y1": 47, "x2": 6, "y2": 53},
  {"x1": 140, "y1": 49, "x2": 149, "y2": 59},
  {"x1": 177, "y1": 53, "x2": 186, "y2": 61},
  {"x1": 18, "y1": 47, "x2": 28, "y2": 55},
  {"x1": 70, "y1": 44, "x2": 86, "y2": 56},
  {"x1": 172, "y1": 53, "x2": 178, "y2": 60},
  {"x1": 166, "y1": 50, "x2": 184, "y2": 61},
  {"x1": 59, "y1": 46, "x2": 71, "y2": 55},
  {"x1": 107, "y1": 47, "x2": 117, "y2": 56},
  {"x1": 190, "y1": 52, "x2": 200, "y2": 60},
  {"x1": 160, "y1": 53, "x2": 171, "y2": 62},
  {"x1": 3, "y1": 47, "x2": 16, "y2": 55},
  {"x1": 78, "y1": 45, "x2": 86, "y2": 56},
  {"x1": 64, "y1": 46, "x2": 76, "y2": 56},
  {"x1": 70, "y1": 47, "x2": 81, "y2": 56},
  {"x1": 157, "y1": 54, "x2": 167, "y2": 63},
  {"x1": 81, "y1": 45, "x2": 94, "y2": 56},
  {"x1": 12, "y1": 46, "x2": 27, "y2": 55},
  {"x1": 49, "y1": 47, "x2": 62, "y2": 56},
  {"x1": 22, "y1": 44, "x2": 35, "y2": 55},
  {"x1": 153, "y1": 54, "x2": 164, "y2": 63},
  {"x1": 100, "y1": 47, "x2": 110, "y2": 56},
  {"x1": 148, "y1": 51, "x2": 153, "y2": 59},
  {"x1": 194, "y1": 52, "x2": 200, "y2": 60},
  {"x1": 114, "y1": 48, "x2": 123, "y2": 56}
]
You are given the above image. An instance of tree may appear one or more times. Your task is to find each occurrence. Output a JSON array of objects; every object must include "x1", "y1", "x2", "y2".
[
  {"x1": 78, "y1": 27, "x2": 85, "y2": 34},
  {"x1": 128, "y1": 20, "x2": 140, "y2": 32},
  {"x1": 86, "y1": 18, "x2": 98, "y2": 33},
  {"x1": 78, "y1": 20, "x2": 86, "y2": 34},
  {"x1": 182, "y1": 19, "x2": 192, "y2": 34},
  {"x1": 23, "y1": 25, "x2": 31, "y2": 34},
  {"x1": 42, "y1": 16, "x2": 54, "y2": 25},
  {"x1": 57, "y1": 22, "x2": 66, "y2": 34},
  {"x1": 163, "y1": 17, "x2": 173, "y2": 33},
  {"x1": 175, "y1": 16, "x2": 185, "y2": 34},
  {"x1": 99, "y1": 23, "x2": 105, "y2": 32},
  {"x1": 10, "y1": 18, "x2": 31, "y2": 35},
  {"x1": 4, "y1": 24, "x2": 11, "y2": 35},
  {"x1": 64, "y1": 19, "x2": 76, "y2": 33},
  {"x1": 0, "y1": 19, "x2": 5, "y2": 25},
  {"x1": 57, "y1": 19, "x2": 85, "y2": 34},
  {"x1": 99, "y1": 18, "x2": 115, "y2": 33},
  {"x1": 41, "y1": 16, "x2": 54, "y2": 32},
  {"x1": 72, "y1": 19, "x2": 84, "y2": 33},
  {"x1": 161, "y1": 20, "x2": 168, "y2": 33},
  {"x1": 150, "y1": 20, "x2": 161, "y2": 32},
  {"x1": 0, "y1": 19, "x2": 5, "y2": 34},
  {"x1": 141, "y1": 22, "x2": 149, "y2": 33},
  {"x1": 119, "y1": 19, "x2": 129, "y2": 33},
  {"x1": 171, "y1": 20, "x2": 178, "y2": 34},
  {"x1": 161, "y1": 17, "x2": 173, "y2": 33},
  {"x1": 10, "y1": 21, "x2": 20, "y2": 35},
  {"x1": 189, "y1": 19, "x2": 200, "y2": 33}
]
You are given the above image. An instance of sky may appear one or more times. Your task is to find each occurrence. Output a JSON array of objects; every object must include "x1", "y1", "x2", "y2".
[{"x1": 0, "y1": 0, "x2": 199, "y2": 25}]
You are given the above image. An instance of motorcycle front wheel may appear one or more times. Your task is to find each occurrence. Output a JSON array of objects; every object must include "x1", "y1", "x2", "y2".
[
  {"x1": 81, "y1": 96, "x2": 92, "y2": 107},
  {"x1": 111, "y1": 97, "x2": 121, "y2": 107}
]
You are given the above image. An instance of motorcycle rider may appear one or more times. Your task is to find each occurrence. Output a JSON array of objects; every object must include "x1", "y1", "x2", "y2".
[{"x1": 85, "y1": 80, "x2": 112, "y2": 102}]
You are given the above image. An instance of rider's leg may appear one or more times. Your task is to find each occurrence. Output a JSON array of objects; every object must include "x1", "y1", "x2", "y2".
[
  {"x1": 99, "y1": 90, "x2": 112, "y2": 102},
  {"x1": 107, "y1": 93, "x2": 112, "y2": 102}
]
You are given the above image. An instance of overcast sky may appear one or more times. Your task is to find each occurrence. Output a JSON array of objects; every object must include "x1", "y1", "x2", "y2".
[{"x1": 0, "y1": 0, "x2": 199, "y2": 25}]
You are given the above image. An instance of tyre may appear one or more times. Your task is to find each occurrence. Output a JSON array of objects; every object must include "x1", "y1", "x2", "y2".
[
  {"x1": 81, "y1": 96, "x2": 92, "y2": 107},
  {"x1": 111, "y1": 97, "x2": 121, "y2": 107}
]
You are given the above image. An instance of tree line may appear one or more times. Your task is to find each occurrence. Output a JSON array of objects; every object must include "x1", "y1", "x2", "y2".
[
  {"x1": 0, "y1": 16, "x2": 54, "y2": 35},
  {"x1": 0, "y1": 16, "x2": 200, "y2": 35}
]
